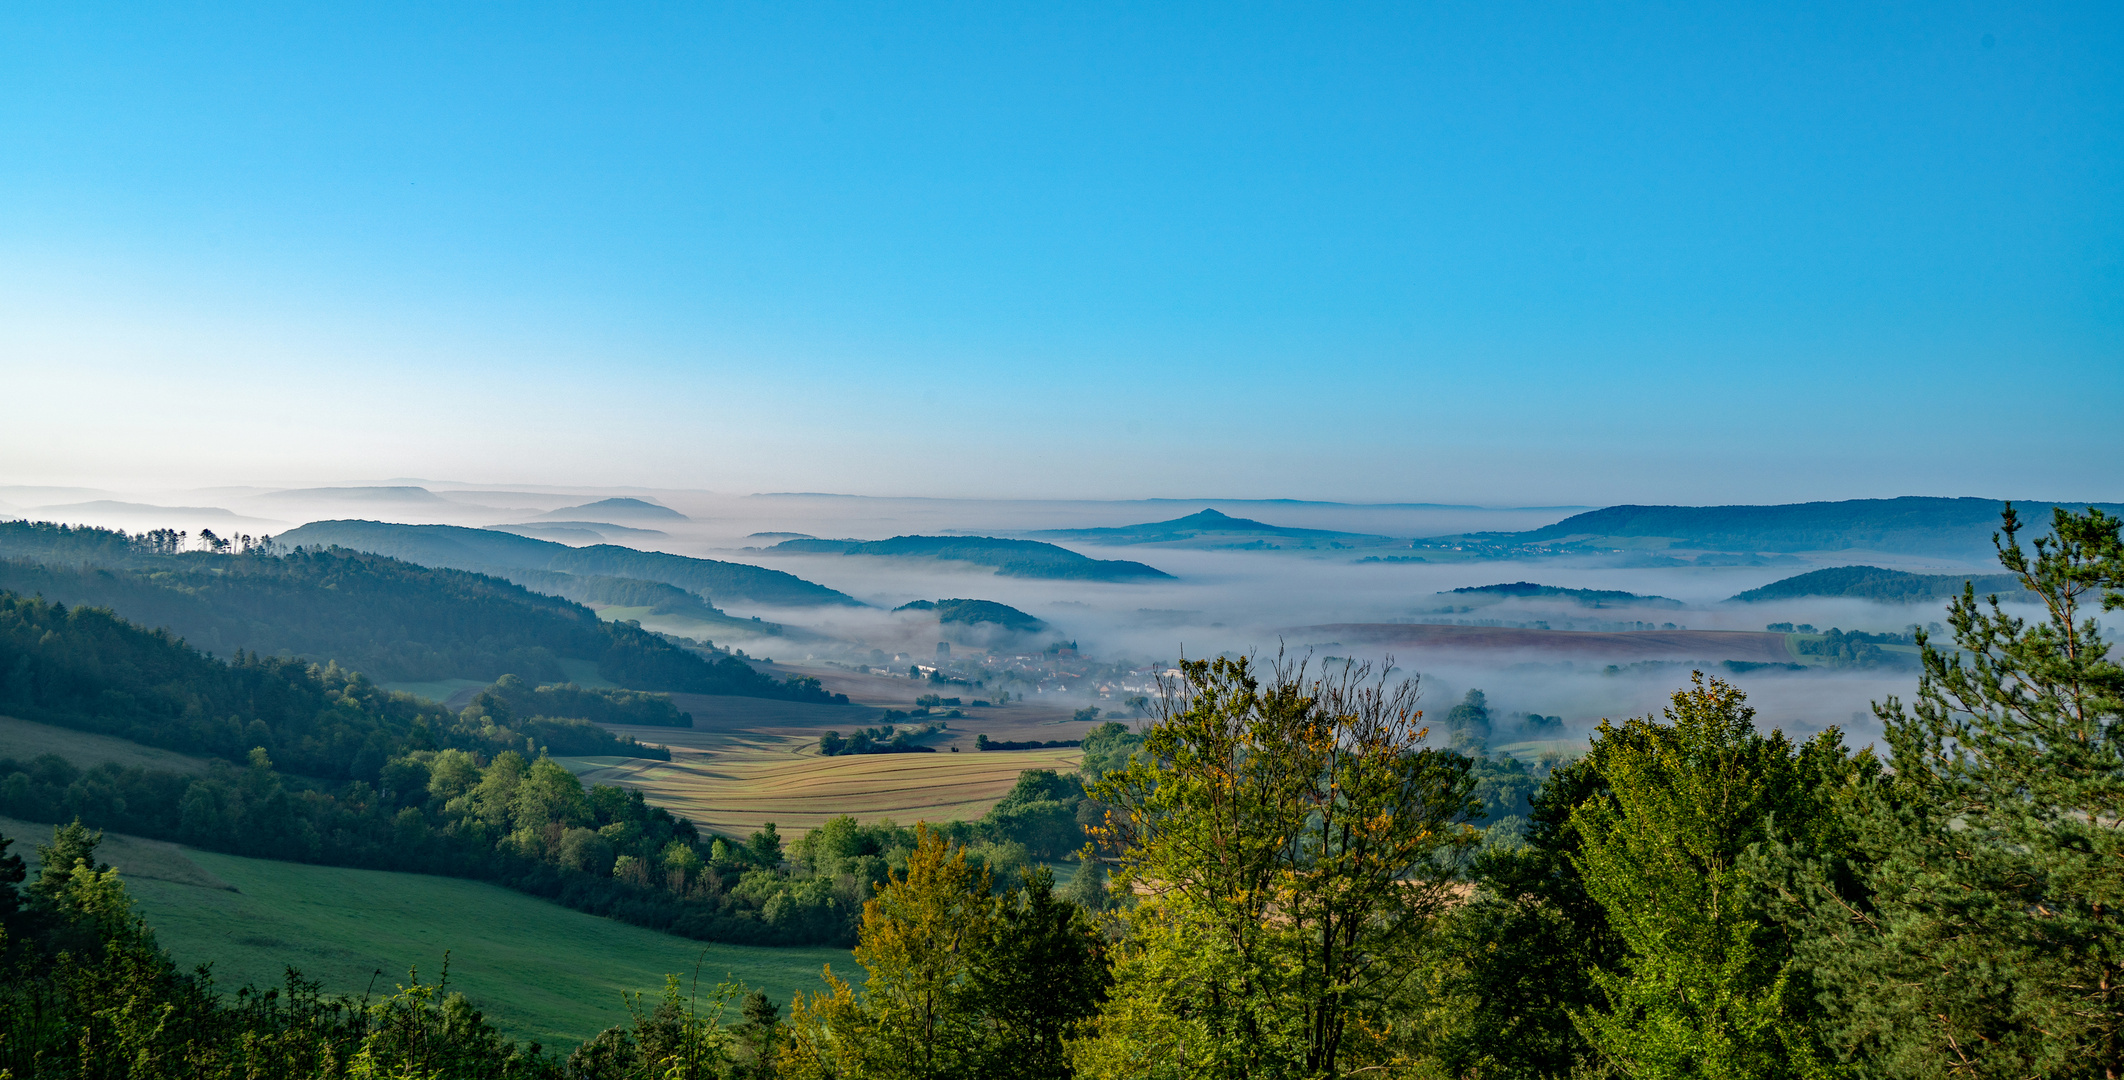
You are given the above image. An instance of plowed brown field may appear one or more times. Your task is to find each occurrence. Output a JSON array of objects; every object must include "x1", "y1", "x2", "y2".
[{"x1": 1299, "y1": 624, "x2": 1796, "y2": 663}]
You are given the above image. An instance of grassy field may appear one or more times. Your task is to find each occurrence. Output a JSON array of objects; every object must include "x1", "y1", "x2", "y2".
[
  {"x1": 0, "y1": 815, "x2": 848, "y2": 1050},
  {"x1": 1492, "y1": 738, "x2": 1587, "y2": 762},
  {"x1": 0, "y1": 714, "x2": 215, "y2": 772},
  {"x1": 377, "y1": 677, "x2": 492, "y2": 704}
]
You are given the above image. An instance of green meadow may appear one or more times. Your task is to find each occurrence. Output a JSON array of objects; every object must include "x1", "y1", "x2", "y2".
[{"x1": 2, "y1": 817, "x2": 846, "y2": 1050}]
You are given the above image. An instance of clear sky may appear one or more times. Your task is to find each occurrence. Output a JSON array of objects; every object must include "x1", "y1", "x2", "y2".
[{"x1": 2, "y1": 2, "x2": 2118, "y2": 505}]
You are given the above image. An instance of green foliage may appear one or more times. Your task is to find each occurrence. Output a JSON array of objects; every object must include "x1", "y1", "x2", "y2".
[
  {"x1": 893, "y1": 598, "x2": 1048, "y2": 632},
  {"x1": 0, "y1": 822, "x2": 564, "y2": 1079},
  {"x1": 1465, "y1": 749, "x2": 1547, "y2": 845},
  {"x1": 477, "y1": 673, "x2": 694, "y2": 728},
  {"x1": 968, "y1": 866, "x2": 1111, "y2": 1079},
  {"x1": 1076, "y1": 655, "x2": 1481, "y2": 1079},
  {"x1": 0, "y1": 590, "x2": 659, "y2": 781},
  {"x1": 1766, "y1": 505, "x2": 2124, "y2": 1078},
  {"x1": 782, "y1": 826, "x2": 1107, "y2": 1080},
  {"x1": 1427, "y1": 756, "x2": 1618, "y2": 1080},
  {"x1": 1077, "y1": 721, "x2": 1145, "y2": 782},
  {"x1": 1732, "y1": 564, "x2": 2031, "y2": 603},
  {"x1": 1447, "y1": 688, "x2": 1495, "y2": 746},
  {"x1": 0, "y1": 541, "x2": 591, "y2": 684},
  {"x1": 552, "y1": 574, "x2": 731, "y2": 621},
  {"x1": 974, "y1": 734, "x2": 1083, "y2": 752},
  {"x1": 3, "y1": 731, "x2": 895, "y2": 946},
  {"x1": 1567, "y1": 675, "x2": 1858, "y2": 1080},
  {"x1": 980, "y1": 769, "x2": 1090, "y2": 860},
  {"x1": 564, "y1": 974, "x2": 742, "y2": 1080},
  {"x1": 819, "y1": 723, "x2": 940, "y2": 757},
  {"x1": 1790, "y1": 627, "x2": 1921, "y2": 670},
  {"x1": 0, "y1": 529, "x2": 845, "y2": 703}
]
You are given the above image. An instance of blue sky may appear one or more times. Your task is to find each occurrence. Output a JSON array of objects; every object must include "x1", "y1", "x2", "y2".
[{"x1": 2, "y1": 2, "x2": 2118, "y2": 504}]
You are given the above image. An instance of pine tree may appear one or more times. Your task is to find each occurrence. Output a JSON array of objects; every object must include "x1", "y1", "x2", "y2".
[{"x1": 1774, "y1": 506, "x2": 2124, "y2": 1078}]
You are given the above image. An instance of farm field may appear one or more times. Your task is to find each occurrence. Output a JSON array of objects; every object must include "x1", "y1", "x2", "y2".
[
  {"x1": 562, "y1": 729, "x2": 1082, "y2": 838},
  {"x1": 0, "y1": 815, "x2": 847, "y2": 1050},
  {"x1": 0, "y1": 714, "x2": 215, "y2": 773},
  {"x1": 578, "y1": 671, "x2": 1109, "y2": 838}
]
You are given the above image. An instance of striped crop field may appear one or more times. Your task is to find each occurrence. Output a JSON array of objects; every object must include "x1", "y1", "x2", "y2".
[{"x1": 557, "y1": 733, "x2": 1082, "y2": 838}]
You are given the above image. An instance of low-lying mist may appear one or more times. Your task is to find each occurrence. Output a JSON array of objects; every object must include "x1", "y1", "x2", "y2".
[{"x1": 9, "y1": 480, "x2": 2063, "y2": 754}]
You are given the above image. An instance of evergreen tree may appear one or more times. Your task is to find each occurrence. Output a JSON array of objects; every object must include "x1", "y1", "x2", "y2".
[
  {"x1": 969, "y1": 866, "x2": 1109, "y2": 1079},
  {"x1": 1568, "y1": 674, "x2": 1859, "y2": 1080},
  {"x1": 1424, "y1": 755, "x2": 1622, "y2": 1079},
  {"x1": 1770, "y1": 506, "x2": 2124, "y2": 1078}
]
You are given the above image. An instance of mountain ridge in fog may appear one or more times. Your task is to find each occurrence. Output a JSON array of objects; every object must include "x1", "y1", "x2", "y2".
[
  {"x1": 275, "y1": 519, "x2": 861, "y2": 608},
  {"x1": 1473, "y1": 496, "x2": 2124, "y2": 560}
]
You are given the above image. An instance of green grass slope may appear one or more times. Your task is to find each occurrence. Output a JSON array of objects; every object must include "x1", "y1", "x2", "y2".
[{"x1": 2, "y1": 816, "x2": 845, "y2": 1049}]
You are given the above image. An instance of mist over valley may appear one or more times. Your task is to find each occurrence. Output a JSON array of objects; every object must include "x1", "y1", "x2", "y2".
[{"x1": 3, "y1": 484, "x2": 2091, "y2": 752}]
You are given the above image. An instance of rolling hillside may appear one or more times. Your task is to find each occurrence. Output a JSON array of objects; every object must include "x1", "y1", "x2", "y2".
[
  {"x1": 0, "y1": 527, "x2": 827, "y2": 700},
  {"x1": 0, "y1": 816, "x2": 843, "y2": 1048},
  {"x1": 1476, "y1": 497, "x2": 2124, "y2": 560},
  {"x1": 1730, "y1": 565, "x2": 2032, "y2": 603},
  {"x1": 767, "y1": 534, "x2": 1171, "y2": 581},
  {"x1": 1026, "y1": 507, "x2": 1402, "y2": 549},
  {"x1": 275, "y1": 519, "x2": 861, "y2": 607}
]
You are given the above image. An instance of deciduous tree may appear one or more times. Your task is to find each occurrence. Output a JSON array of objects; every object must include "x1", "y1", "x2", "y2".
[{"x1": 1072, "y1": 654, "x2": 1481, "y2": 1079}]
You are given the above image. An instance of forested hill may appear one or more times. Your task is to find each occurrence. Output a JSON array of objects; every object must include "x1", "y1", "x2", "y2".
[
  {"x1": 274, "y1": 519, "x2": 861, "y2": 607},
  {"x1": 0, "y1": 590, "x2": 666, "y2": 779},
  {"x1": 893, "y1": 598, "x2": 1047, "y2": 631},
  {"x1": 1449, "y1": 582, "x2": 1683, "y2": 608},
  {"x1": 0, "y1": 523, "x2": 841, "y2": 702},
  {"x1": 1029, "y1": 507, "x2": 1391, "y2": 543},
  {"x1": 769, "y1": 534, "x2": 1172, "y2": 581},
  {"x1": 1492, "y1": 497, "x2": 2124, "y2": 559},
  {"x1": 1730, "y1": 565, "x2": 2033, "y2": 603}
]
